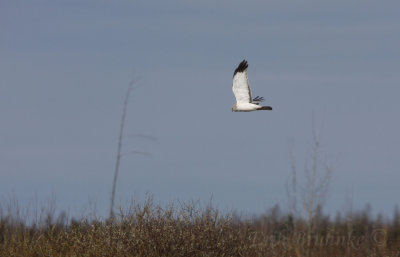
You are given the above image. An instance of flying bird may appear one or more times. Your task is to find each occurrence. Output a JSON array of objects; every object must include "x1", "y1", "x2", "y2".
[{"x1": 232, "y1": 60, "x2": 272, "y2": 112}]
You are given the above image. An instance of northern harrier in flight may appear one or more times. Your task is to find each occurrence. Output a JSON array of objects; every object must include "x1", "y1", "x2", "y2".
[{"x1": 232, "y1": 60, "x2": 272, "y2": 112}]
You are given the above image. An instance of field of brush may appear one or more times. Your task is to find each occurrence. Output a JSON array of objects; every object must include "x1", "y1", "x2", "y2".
[{"x1": 1, "y1": 197, "x2": 400, "y2": 257}]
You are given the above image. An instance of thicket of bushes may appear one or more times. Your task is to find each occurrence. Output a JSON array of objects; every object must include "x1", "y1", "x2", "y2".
[{"x1": 1, "y1": 198, "x2": 399, "y2": 257}]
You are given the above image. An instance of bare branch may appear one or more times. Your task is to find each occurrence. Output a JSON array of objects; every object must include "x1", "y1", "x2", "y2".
[
  {"x1": 127, "y1": 133, "x2": 158, "y2": 143},
  {"x1": 121, "y1": 150, "x2": 153, "y2": 157},
  {"x1": 109, "y1": 78, "x2": 136, "y2": 219}
]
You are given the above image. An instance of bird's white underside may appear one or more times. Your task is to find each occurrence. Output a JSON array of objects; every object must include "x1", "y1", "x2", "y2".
[{"x1": 234, "y1": 102, "x2": 264, "y2": 111}]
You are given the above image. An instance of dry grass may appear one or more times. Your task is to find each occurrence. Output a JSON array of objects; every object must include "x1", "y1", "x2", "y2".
[{"x1": 1, "y1": 197, "x2": 399, "y2": 257}]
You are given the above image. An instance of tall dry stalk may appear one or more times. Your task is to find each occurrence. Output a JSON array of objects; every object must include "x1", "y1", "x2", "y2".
[{"x1": 109, "y1": 79, "x2": 136, "y2": 219}]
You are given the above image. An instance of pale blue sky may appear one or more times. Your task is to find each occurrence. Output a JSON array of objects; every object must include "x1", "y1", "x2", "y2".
[{"x1": 1, "y1": 0, "x2": 400, "y2": 218}]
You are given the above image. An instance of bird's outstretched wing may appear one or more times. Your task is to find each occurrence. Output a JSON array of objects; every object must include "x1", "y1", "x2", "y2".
[{"x1": 232, "y1": 60, "x2": 252, "y2": 103}]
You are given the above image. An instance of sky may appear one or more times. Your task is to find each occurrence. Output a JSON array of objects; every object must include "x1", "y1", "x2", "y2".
[{"x1": 1, "y1": 0, "x2": 400, "y2": 219}]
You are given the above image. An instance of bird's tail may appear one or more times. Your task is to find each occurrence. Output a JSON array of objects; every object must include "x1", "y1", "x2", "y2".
[{"x1": 259, "y1": 106, "x2": 273, "y2": 110}]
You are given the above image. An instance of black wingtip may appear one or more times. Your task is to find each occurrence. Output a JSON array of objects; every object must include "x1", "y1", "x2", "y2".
[
  {"x1": 260, "y1": 106, "x2": 273, "y2": 111},
  {"x1": 233, "y1": 59, "x2": 248, "y2": 77}
]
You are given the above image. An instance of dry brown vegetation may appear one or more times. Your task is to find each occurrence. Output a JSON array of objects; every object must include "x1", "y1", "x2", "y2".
[{"x1": 1, "y1": 197, "x2": 400, "y2": 257}]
